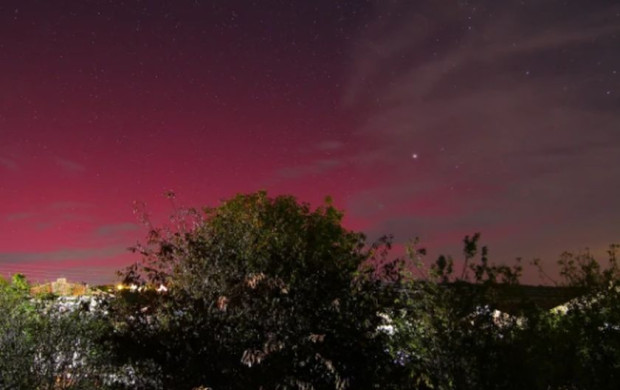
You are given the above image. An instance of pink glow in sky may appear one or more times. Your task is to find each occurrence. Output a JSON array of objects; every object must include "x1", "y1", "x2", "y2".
[{"x1": 2, "y1": 1, "x2": 620, "y2": 284}]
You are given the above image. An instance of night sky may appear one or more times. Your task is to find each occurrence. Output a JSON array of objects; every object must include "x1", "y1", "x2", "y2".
[{"x1": 1, "y1": 1, "x2": 619, "y2": 285}]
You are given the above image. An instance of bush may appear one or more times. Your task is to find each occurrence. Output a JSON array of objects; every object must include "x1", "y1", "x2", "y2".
[{"x1": 0, "y1": 275, "x2": 115, "y2": 389}]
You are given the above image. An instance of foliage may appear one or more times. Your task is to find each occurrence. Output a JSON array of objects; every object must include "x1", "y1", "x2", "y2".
[
  {"x1": 112, "y1": 192, "x2": 406, "y2": 389},
  {"x1": 385, "y1": 235, "x2": 620, "y2": 390},
  {"x1": 3, "y1": 192, "x2": 619, "y2": 390},
  {"x1": 110, "y1": 193, "x2": 620, "y2": 389},
  {"x1": 0, "y1": 275, "x2": 115, "y2": 389},
  {"x1": 0, "y1": 274, "x2": 37, "y2": 388}
]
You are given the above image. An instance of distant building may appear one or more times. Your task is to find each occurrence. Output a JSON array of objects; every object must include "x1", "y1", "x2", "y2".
[{"x1": 30, "y1": 278, "x2": 90, "y2": 296}]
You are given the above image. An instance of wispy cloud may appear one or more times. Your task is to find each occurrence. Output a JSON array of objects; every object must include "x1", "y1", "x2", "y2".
[
  {"x1": 345, "y1": 2, "x2": 620, "y2": 106},
  {"x1": 316, "y1": 140, "x2": 344, "y2": 152},
  {"x1": 345, "y1": 0, "x2": 620, "y2": 177},
  {"x1": 49, "y1": 201, "x2": 94, "y2": 211},
  {"x1": 277, "y1": 159, "x2": 341, "y2": 180},
  {"x1": 0, "y1": 156, "x2": 18, "y2": 172},
  {"x1": 56, "y1": 157, "x2": 86, "y2": 173},
  {"x1": 4, "y1": 204, "x2": 94, "y2": 225},
  {"x1": 4, "y1": 212, "x2": 36, "y2": 221},
  {"x1": 341, "y1": 0, "x2": 620, "y2": 259},
  {"x1": 0, "y1": 245, "x2": 128, "y2": 264},
  {"x1": 95, "y1": 222, "x2": 140, "y2": 237}
]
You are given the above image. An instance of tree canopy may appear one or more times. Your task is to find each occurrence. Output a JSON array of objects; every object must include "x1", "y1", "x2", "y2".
[{"x1": 113, "y1": 191, "x2": 405, "y2": 389}]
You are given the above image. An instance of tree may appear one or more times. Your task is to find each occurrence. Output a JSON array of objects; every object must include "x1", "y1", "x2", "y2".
[{"x1": 112, "y1": 191, "x2": 406, "y2": 389}]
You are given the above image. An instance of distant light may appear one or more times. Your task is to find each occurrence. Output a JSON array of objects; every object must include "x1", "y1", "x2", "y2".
[{"x1": 412, "y1": 153, "x2": 418, "y2": 159}]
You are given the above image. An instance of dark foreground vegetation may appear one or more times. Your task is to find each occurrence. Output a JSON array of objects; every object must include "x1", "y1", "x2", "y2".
[{"x1": 1, "y1": 192, "x2": 619, "y2": 389}]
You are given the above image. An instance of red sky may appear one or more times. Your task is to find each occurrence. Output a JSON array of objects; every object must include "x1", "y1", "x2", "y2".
[{"x1": 2, "y1": 1, "x2": 620, "y2": 285}]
